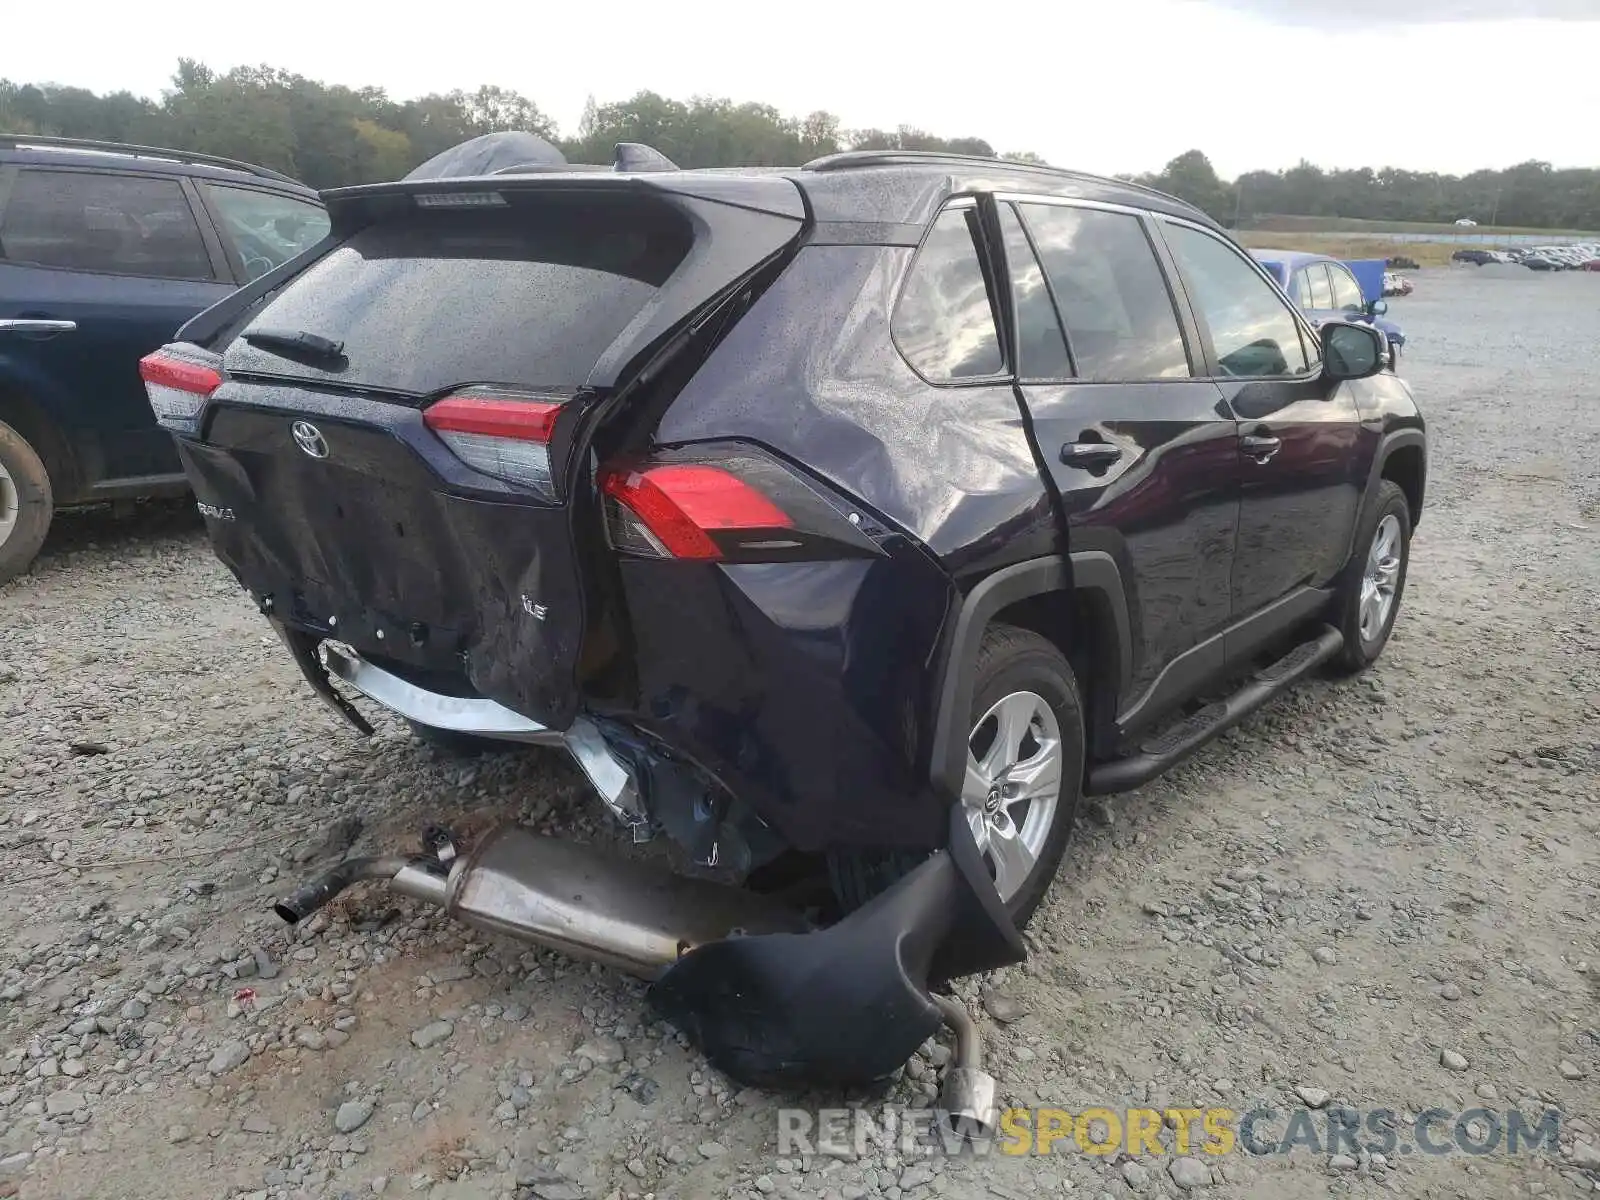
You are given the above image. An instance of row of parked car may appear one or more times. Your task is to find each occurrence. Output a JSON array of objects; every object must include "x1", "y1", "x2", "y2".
[{"x1": 1453, "y1": 245, "x2": 1600, "y2": 271}]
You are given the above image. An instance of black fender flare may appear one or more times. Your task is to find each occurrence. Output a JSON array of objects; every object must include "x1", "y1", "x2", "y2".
[
  {"x1": 1351, "y1": 427, "x2": 1426, "y2": 559},
  {"x1": 0, "y1": 385, "x2": 81, "y2": 501},
  {"x1": 927, "y1": 551, "x2": 1131, "y2": 803}
]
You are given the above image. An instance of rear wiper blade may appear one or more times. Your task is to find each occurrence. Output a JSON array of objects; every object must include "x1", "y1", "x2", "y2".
[{"x1": 242, "y1": 327, "x2": 345, "y2": 361}]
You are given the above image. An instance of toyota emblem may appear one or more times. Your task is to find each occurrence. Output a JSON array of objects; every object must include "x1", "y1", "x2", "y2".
[{"x1": 291, "y1": 420, "x2": 329, "y2": 459}]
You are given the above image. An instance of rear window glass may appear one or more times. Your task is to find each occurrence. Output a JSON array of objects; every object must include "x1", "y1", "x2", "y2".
[
  {"x1": 892, "y1": 207, "x2": 1004, "y2": 382},
  {"x1": 999, "y1": 204, "x2": 1072, "y2": 380},
  {"x1": 1020, "y1": 203, "x2": 1191, "y2": 381},
  {"x1": 232, "y1": 197, "x2": 692, "y2": 395}
]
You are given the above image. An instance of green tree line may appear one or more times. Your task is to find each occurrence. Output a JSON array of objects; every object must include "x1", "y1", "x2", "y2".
[
  {"x1": 1135, "y1": 149, "x2": 1600, "y2": 232},
  {"x1": 3, "y1": 63, "x2": 1597, "y2": 230},
  {"x1": 0, "y1": 61, "x2": 1021, "y2": 187}
]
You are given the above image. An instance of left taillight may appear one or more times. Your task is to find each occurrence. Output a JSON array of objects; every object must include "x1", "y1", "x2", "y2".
[
  {"x1": 423, "y1": 386, "x2": 566, "y2": 499},
  {"x1": 139, "y1": 344, "x2": 222, "y2": 436}
]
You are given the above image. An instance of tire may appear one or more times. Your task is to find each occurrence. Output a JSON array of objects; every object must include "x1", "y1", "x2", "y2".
[
  {"x1": 407, "y1": 720, "x2": 511, "y2": 757},
  {"x1": 829, "y1": 624, "x2": 1085, "y2": 930},
  {"x1": 0, "y1": 418, "x2": 53, "y2": 588},
  {"x1": 1330, "y1": 480, "x2": 1411, "y2": 673}
]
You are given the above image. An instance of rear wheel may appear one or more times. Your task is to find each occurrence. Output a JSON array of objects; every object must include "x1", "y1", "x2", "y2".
[
  {"x1": 0, "y1": 419, "x2": 53, "y2": 587},
  {"x1": 829, "y1": 624, "x2": 1084, "y2": 929}
]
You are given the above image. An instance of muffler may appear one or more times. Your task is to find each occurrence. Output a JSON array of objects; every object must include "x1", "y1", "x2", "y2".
[
  {"x1": 275, "y1": 808, "x2": 1022, "y2": 1097},
  {"x1": 274, "y1": 824, "x2": 807, "y2": 979}
]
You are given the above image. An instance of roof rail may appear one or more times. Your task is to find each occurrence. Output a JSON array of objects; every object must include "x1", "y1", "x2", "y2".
[
  {"x1": 800, "y1": 149, "x2": 1193, "y2": 210},
  {"x1": 0, "y1": 134, "x2": 301, "y2": 186}
]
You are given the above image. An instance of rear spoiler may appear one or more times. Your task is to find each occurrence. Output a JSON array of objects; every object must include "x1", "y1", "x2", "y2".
[
  {"x1": 318, "y1": 171, "x2": 806, "y2": 233},
  {"x1": 177, "y1": 171, "x2": 810, "y2": 392}
]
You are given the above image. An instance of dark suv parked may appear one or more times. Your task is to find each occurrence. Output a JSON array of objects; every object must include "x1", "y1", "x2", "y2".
[
  {"x1": 0, "y1": 136, "x2": 327, "y2": 583},
  {"x1": 146, "y1": 149, "x2": 1425, "y2": 942}
]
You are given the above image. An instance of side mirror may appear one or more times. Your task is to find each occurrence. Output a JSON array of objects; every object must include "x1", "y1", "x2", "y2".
[
  {"x1": 1321, "y1": 321, "x2": 1386, "y2": 381},
  {"x1": 1368, "y1": 298, "x2": 1389, "y2": 316}
]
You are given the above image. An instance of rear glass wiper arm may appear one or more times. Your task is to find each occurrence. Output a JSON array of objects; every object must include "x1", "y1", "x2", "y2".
[{"x1": 242, "y1": 327, "x2": 346, "y2": 361}]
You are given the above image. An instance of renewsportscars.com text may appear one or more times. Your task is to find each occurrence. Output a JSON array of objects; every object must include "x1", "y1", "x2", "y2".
[{"x1": 777, "y1": 1105, "x2": 1562, "y2": 1159}]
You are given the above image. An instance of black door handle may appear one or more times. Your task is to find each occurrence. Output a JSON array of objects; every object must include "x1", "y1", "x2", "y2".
[
  {"x1": 1240, "y1": 434, "x2": 1281, "y2": 461},
  {"x1": 1061, "y1": 441, "x2": 1123, "y2": 468}
]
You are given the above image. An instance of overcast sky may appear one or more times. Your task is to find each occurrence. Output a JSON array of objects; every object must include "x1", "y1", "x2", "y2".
[{"x1": 5, "y1": 0, "x2": 1597, "y2": 177}]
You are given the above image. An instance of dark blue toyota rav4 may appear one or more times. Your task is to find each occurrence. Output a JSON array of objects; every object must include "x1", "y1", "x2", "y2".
[
  {"x1": 0, "y1": 136, "x2": 326, "y2": 583},
  {"x1": 144, "y1": 146, "x2": 1426, "y2": 1094}
]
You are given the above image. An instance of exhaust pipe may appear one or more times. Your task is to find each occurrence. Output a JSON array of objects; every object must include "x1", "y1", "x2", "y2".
[
  {"x1": 929, "y1": 992, "x2": 999, "y2": 1139},
  {"x1": 274, "y1": 855, "x2": 445, "y2": 923},
  {"x1": 274, "y1": 824, "x2": 806, "y2": 979},
  {"x1": 275, "y1": 807, "x2": 1024, "y2": 1095}
]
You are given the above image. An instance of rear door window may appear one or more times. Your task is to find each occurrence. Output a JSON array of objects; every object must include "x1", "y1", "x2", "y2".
[
  {"x1": 1163, "y1": 222, "x2": 1311, "y2": 378},
  {"x1": 0, "y1": 169, "x2": 214, "y2": 280},
  {"x1": 1018, "y1": 203, "x2": 1190, "y2": 381},
  {"x1": 205, "y1": 185, "x2": 330, "y2": 281},
  {"x1": 230, "y1": 194, "x2": 694, "y2": 395},
  {"x1": 997, "y1": 204, "x2": 1071, "y2": 380},
  {"x1": 892, "y1": 207, "x2": 1005, "y2": 382}
]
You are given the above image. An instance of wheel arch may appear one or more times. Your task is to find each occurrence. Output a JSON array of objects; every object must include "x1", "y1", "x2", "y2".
[
  {"x1": 1380, "y1": 441, "x2": 1425, "y2": 528},
  {"x1": 928, "y1": 552, "x2": 1131, "y2": 800},
  {"x1": 0, "y1": 383, "x2": 81, "y2": 501}
]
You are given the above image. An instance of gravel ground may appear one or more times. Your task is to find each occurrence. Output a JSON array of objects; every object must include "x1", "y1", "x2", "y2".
[{"x1": 2, "y1": 266, "x2": 1597, "y2": 1200}]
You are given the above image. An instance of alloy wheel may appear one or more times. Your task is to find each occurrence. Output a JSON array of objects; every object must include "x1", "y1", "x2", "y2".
[
  {"x1": 961, "y1": 690, "x2": 1063, "y2": 903},
  {"x1": 1359, "y1": 513, "x2": 1403, "y2": 643},
  {"x1": 0, "y1": 459, "x2": 17, "y2": 546}
]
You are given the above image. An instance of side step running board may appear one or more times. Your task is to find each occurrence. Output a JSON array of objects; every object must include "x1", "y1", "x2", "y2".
[{"x1": 1087, "y1": 624, "x2": 1344, "y2": 796}]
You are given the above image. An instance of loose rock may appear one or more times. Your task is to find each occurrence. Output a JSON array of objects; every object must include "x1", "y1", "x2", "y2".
[
  {"x1": 335, "y1": 1100, "x2": 374, "y2": 1134},
  {"x1": 410, "y1": 1020, "x2": 454, "y2": 1050}
]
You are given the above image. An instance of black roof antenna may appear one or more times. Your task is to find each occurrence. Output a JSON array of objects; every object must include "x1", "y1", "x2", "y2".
[{"x1": 614, "y1": 143, "x2": 680, "y2": 173}]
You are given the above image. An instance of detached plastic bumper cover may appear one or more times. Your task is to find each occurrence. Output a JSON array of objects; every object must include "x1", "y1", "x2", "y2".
[{"x1": 648, "y1": 809, "x2": 1024, "y2": 1088}]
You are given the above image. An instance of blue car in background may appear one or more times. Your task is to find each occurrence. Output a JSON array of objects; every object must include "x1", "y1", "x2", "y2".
[
  {"x1": 1250, "y1": 249, "x2": 1406, "y2": 366},
  {"x1": 0, "y1": 136, "x2": 327, "y2": 584}
]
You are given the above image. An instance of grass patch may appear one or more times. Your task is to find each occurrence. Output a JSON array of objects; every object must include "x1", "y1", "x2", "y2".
[
  {"x1": 1238, "y1": 234, "x2": 1460, "y2": 267},
  {"x1": 1244, "y1": 213, "x2": 1599, "y2": 238}
]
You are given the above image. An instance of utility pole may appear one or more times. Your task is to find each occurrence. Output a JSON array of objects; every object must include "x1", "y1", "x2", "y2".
[
  {"x1": 1232, "y1": 181, "x2": 1244, "y2": 229},
  {"x1": 1490, "y1": 188, "x2": 1501, "y2": 227}
]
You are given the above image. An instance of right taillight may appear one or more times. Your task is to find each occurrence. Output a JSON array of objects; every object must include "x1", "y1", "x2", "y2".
[
  {"x1": 601, "y1": 464, "x2": 793, "y2": 560},
  {"x1": 599, "y1": 447, "x2": 884, "y2": 563},
  {"x1": 139, "y1": 344, "x2": 222, "y2": 436}
]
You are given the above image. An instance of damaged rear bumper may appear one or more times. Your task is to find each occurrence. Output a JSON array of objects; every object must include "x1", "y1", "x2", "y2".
[
  {"x1": 275, "y1": 810, "x2": 1020, "y2": 1105},
  {"x1": 274, "y1": 622, "x2": 647, "y2": 832}
]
